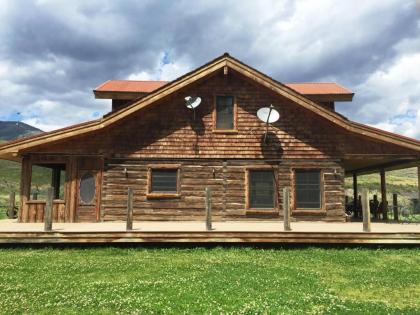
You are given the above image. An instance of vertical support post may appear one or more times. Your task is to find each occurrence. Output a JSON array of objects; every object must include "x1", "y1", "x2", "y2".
[
  {"x1": 380, "y1": 169, "x2": 388, "y2": 220},
  {"x1": 392, "y1": 193, "x2": 398, "y2": 221},
  {"x1": 44, "y1": 187, "x2": 53, "y2": 231},
  {"x1": 19, "y1": 156, "x2": 32, "y2": 223},
  {"x1": 353, "y1": 173, "x2": 358, "y2": 218},
  {"x1": 126, "y1": 187, "x2": 133, "y2": 231},
  {"x1": 67, "y1": 157, "x2": 78, "y2": 223},
  {"x1": 8, "y1": 192, "x2": 15, "y2": 219},
  {"x1": 417, "y1": 164, "x2": 420, "y2": 202},
  {"x1": 283, "y1": 187, "x2": 291, "y2": 231},
  {"x1": 361, "y1": 188, "x2": 371, "y2": 232},
  {"x1": 205, "y1": 187, "x2": 212, "y2": 231}
]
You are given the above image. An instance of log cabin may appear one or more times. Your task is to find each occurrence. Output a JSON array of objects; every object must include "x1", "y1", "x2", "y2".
[{"x1": 0, "y1": 53, "x2": 419, "y2": 223}]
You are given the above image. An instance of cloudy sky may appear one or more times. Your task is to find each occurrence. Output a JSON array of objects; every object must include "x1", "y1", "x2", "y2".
[{"x1": 0, "y1": 0, "x2": 419, "y2": 139}]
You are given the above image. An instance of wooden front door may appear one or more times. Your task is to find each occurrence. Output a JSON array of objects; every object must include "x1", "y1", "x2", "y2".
[{"x1": 76, "y1": 170, "x2": 101, "y2": 222}]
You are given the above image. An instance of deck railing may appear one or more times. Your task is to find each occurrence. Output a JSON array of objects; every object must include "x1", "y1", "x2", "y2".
[{"x1": 21, "y1": 200, "x2": 66, "y2": 223}]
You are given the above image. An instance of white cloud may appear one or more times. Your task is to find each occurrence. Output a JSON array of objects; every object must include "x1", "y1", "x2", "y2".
[
  {"x1": 351, "y1": 52, "x2": 420, "y2": 139},
  {"x1": 0, "y1": 0, "x2": 418, "y2": 140},
  {"x1": 127, "y1": 52, "x2": 191, "y2": 81}
]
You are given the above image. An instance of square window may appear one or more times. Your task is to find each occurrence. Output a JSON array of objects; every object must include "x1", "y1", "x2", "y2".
[
  {"x1": 295, "y1": 170, "x2": 321, "y2": 209},
  {"x1": 248, "y1": 170, "x2": 275, "y2": 209},
  {"x1": 151, "y1": 169, "x2": 178, "y2": 193}
]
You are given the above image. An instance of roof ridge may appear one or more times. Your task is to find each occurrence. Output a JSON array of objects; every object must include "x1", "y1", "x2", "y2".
[
  {"x1": 286, "y1": 82, "x2": 338, "y2": 84},
  {"x1": 109, "y1": 80, "x2": 169, "y2": 83}
]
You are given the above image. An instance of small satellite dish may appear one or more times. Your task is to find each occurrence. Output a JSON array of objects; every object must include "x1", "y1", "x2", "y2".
[
  {"x1": 185, "y1": 96, "x2": 201, "y2": 109},
  {"x1": 257, "y1": 105, "x2": 280, "y2": 143},
  {"x1": 185, "y1": 96, "x2": 201, "y2": 120}
]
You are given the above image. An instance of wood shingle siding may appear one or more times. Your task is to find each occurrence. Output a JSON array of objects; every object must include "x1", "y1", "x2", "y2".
[{"x1": 28, "y1": 71, "x2": 417, "y2": 160}]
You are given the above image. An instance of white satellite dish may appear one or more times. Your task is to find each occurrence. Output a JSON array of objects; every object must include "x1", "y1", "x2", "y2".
[
  {"x1": 185, "y1": 96, "x2": 201, "y2": 120},
  {"x1": 185, "y1": 96, "x2": 201, "y2": 109},
  {"x1": 256, "y1": 105, "x2": 280, "y2": 143}
]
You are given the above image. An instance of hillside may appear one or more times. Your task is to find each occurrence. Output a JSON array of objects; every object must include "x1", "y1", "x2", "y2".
[
  {"x1": 344, "y1": 168, "x2": 418, "y2": 207},
  {"x1": 0, "y1": 121, "x2": 43, "y2": 140}
]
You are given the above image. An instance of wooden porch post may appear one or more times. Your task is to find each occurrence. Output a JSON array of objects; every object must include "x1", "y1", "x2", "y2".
[
  {"x1": 418, "y1": 163, "x2": 420, "y2": 202},
  {"x1": 65, "y1": 157, "x2": 78, "y2": 223},
  {"x1": 353, "y1": 173, "x2": 358, "y2": 217},
  {"x1": 19, "y1": 156, "x2": 32, "y2": 223},
  {"x1": 361, "y1": 188, "x2": 371, "y2": 232},
  {"x1": 126, "y1": 187, "x2": 133, "y2": 231},
  {"x1": 380, "y1": 169, "x2": 388, "y2": 220}
]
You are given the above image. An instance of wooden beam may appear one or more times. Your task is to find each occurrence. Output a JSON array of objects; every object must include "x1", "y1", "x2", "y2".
[
  {"x1": 380, "y1": 169, "x2": 388, "y2": 220},
  {"x1": 0, "y1": 231, "x2": 419, "y2": 244},
  {"x1": 283, "y1": 187, "x2": 291, "y2": 231},
  {"x1": 418, "y1": 163, "x2": 420, "y2": 202},
  {"x1": 44, "y1": 187, "x2": 53, "y2": 232},
  {"x1": 345, "y1": 158, "x2": 419, "y2": 176},
  {"x1": 67, "y1": 157, "x2": 78, "y2": 223},
  {"x1": 361, "y1": 188, "x2": 371, "y2": 232},
  {"x1": 205, "y1": 187, "x2": 212, "y2": 231},
  {"x1": 353, "y1": 173, "x2": 358, "y2": 217},
  {"x1": 19, "y1": 157, "x2": 31, "y2": 223},
  {"x1": 126, "y1": 187, "x2": 133, "y2": 231}
]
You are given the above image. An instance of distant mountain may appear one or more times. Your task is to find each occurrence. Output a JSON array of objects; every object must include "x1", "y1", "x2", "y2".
[{"x1": 0, "y1": 121, "x2": 43, "y2": 141}]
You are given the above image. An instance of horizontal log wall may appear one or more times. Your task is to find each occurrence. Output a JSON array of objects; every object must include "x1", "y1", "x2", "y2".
[
  {"x1": 101, "y1": 159, "x2": 345, "y2": 222},
  {"x1": 102, "y1": 160, "x2": 225, "y2": 221}
]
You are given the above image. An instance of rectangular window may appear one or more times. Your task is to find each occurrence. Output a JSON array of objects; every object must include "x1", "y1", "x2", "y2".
[
  {"x1": 215, "y1": 96, "x2": 235, "y2": 130},
  {"x1": 151, "y1": 169, "x2": 178, "y2": 192},
  {"x1": 295, "y1": 170, "x2": 321, "y2": 209},
  {"x1": 248, "y1": 170, "x2": 275, "y2": 209}
]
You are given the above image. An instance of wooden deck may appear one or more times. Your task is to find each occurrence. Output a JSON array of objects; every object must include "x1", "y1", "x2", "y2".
[{"x1": 0, "y1": 220, "x2": 419, "y2": 244}]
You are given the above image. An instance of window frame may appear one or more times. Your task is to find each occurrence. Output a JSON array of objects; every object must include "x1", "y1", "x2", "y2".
[
  {"x1": 29, "y1": 161, "x2": 68, "y2": 202},
  {"x1": 245, "y1": 166, "x2": 278, "y2": 213},
  {"x1": 292, "y1": 168, "x2": 325, "y2": 213},
  {"x1": 78, "y1": 171, "x2": 97, "y2": 206},
  {"x1": 147, "y1": 164, "x2": 181, "y2": 199},
  {"x1": 212, "y1": 95, "x2": 238, "y2": 133}
]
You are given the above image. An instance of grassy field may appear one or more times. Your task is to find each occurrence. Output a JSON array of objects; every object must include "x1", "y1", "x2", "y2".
[{"x1": 0, "y1": 247, "x2": 418, "y2": 314}]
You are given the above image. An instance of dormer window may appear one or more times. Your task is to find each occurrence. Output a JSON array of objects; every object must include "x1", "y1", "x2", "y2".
[{"x1": 213, "y1": 95, "x2": 237, "y2": 132}]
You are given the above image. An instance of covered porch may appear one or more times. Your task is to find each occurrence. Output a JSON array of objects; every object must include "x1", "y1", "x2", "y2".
[{"x1": 344, "y1": 154, "x2": 420, "y2": 222}]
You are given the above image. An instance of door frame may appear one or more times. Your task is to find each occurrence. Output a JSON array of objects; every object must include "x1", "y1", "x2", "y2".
[{"x1": 75, "y1": 157, "x2": 103, "y2": 222}]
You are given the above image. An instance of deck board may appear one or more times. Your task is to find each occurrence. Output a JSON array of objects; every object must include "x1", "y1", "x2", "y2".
[
  {"x1": 0, "y1": 231, "x2": 419, "y2": 244},
  {"x1": 0, "y1": 220, "x2": 418, "y2": 244}
]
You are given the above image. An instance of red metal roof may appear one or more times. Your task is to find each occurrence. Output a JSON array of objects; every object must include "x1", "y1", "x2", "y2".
[
  {"x1": 94, "y1": 80, "x2": 352, "y2": 95},
  {"x1": 285, "y1": 82, "x2": 353, "y2": 95},
  {"x1": 94, "y1": 80, "x2": 168, "y2": 93}
]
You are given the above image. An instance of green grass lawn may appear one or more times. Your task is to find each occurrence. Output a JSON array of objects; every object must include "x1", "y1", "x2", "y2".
[{"x1": 0, "y1": 247, "x2": 418, "y2": 314}]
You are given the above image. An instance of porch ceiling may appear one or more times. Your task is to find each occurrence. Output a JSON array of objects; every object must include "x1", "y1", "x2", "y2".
[{"x1": 343, "y1": 155, "x2": 420, "y2": 176}]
